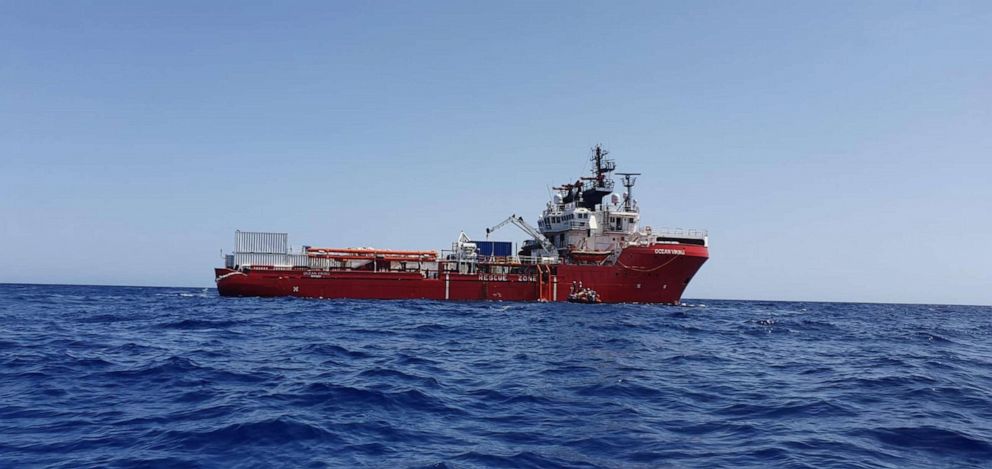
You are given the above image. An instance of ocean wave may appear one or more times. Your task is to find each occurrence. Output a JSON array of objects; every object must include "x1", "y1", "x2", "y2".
[
  {"x1": 2, "y1": 285, "x2": 991, "y2": 467},
  {"x1": 297, "y1": 343, "x2": 374, "y2": 359},
  {"x1": 573, "y1": 380, "x2": 665, "y2": 399},
  {"x1": 101, "y1": 356, "x2": 270, "y2": 386},
  {"x1": 856, "y1": 426, "x2": 992, "y2": 455},
  {"x1": 151, "y1": 415, "x2": 343, "y2": 450},
  {"x1": 391, "y1": 352, "x2": 441, "y2": 367},
  {"x1": 74, "y1": 313, "x2": 133, "y2": 324},
  {"x1": 283, "y1": 382, "x2": 460, "y2": 415},
  {"x1": 450, "y1": 449, "x2": 595, "y2": 468},
  {"x1": 716, "y1": 399, "x2": 858, "y2": 419},
  {"x1": 155, "y1": 318, "x2": 246, "y2": 330},
  {"x1": 356, "y1": 367, "x2": 442, "y2": 388}
]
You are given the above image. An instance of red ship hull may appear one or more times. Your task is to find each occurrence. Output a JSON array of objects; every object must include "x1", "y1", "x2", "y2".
[{"x1": 215, "y1": 243, "x2": 707, "y2": 304}]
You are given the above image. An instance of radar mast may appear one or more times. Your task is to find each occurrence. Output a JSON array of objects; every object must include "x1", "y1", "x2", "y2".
[{"x1": 616, "y1": 172, "x2": 640, "y2": 212}]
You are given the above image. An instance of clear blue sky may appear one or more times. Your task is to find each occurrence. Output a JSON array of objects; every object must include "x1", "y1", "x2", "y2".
[{"x1": 2, "y1": 2, "x2": 990, "y2": 305}]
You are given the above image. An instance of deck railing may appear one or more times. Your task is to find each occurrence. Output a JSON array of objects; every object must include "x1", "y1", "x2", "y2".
[{"x1": 652, "y1": 228, "x2": 708, "y2": 239}]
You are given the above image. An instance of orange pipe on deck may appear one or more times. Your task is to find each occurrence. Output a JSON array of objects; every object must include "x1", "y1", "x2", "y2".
[
  {"x1": 307, "y1": 254, "x2": 437, "y2": 261},
  {"x1": 306, "y1": 247, "x2": 437, "y2": 256}
]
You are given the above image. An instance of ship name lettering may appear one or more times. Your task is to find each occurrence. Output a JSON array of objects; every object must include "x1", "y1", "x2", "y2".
[{"x1": 654, "y1": 249, "x2": 685, "y2": 255}]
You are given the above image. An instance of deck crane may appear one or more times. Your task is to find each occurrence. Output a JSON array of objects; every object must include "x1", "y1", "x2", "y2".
[{"x1": 485, "y1": 214, "x2": 559, "y2": 260}]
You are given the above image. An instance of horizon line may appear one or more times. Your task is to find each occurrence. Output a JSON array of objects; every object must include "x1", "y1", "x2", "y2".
[{"x1": 1, "y1": 282, "x2": 988, "y2": 308}]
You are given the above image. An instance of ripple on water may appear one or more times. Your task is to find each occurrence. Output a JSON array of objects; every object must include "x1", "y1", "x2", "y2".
[{"x1": 1, "y1": 284, "x2": 991, "y2": 468}]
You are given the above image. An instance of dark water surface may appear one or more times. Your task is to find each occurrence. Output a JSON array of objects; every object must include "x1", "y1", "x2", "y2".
[{"x1": 1, "y1": 284, "x2": 991, "y2": 468}]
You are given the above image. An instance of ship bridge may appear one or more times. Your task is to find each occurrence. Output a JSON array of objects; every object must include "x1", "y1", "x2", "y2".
[{"x1": 534, "y1": 145, "x2": 705, "y2": 263}]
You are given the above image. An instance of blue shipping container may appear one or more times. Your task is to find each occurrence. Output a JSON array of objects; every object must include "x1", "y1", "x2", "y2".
[{"x1": 476, "y1": 241, "x2": 513, "y2": 257}]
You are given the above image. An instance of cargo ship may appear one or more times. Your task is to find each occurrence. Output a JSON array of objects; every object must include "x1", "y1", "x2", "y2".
[{"x1": 215, "y1": 146, "x2": 709, "y2": 304}]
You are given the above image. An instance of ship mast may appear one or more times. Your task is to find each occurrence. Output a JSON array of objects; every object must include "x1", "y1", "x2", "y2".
[
  {"x1": 587, "y1": 144, "x2": 616, "y2": 189},
  {"x1": 616, "y1": 172, "x2": 640, "y2": 212}
]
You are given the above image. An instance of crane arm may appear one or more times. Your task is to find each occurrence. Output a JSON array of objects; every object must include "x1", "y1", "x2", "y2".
[
  {"x1": 484, "y1": 216, "x2": 517, "y2": 238},
  {"x1": 485, "y1": 214, "x2": 558, "y2": 258}
]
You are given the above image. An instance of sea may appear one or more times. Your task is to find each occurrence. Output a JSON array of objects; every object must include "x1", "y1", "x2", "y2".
[{"x1": 1, "y1": 283, "x2": 990, "y2": 468}]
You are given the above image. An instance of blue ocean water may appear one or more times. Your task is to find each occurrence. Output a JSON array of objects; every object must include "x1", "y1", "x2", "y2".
[{"x1": 1, "y1": 284, "x2": 991, "y2": 468}]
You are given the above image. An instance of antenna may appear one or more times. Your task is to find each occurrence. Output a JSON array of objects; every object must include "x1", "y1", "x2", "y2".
[
  {"x1": 616, "y1": 172, "x2": 640, "y2": 211},
  {"x1": 589, "y1": 144, "x2": 617, "y2": 189}
]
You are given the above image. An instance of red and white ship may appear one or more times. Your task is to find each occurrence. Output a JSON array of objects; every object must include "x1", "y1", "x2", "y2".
[{"x1": 215, "y1": 146, "x2": 709, "y2": 304}]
